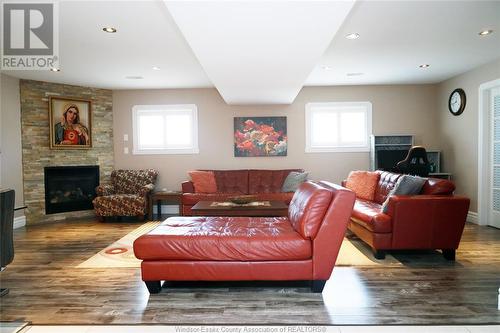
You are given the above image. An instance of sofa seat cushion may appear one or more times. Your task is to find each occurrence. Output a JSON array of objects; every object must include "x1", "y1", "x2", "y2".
[
  {"x1": 93, "y1": 194, "x2": 146, "y2": 216},
  {"x1": 182, "y1": 192, "x2": 295, "y2": 205},
  {"x1": 134, "y1": 216, "x2": 311, "y2": 261},
  {"x1": 182, "y1": 193, "x2": 242, "y2": 205},
  {"x1": 351, "y1": 199, "x2": 392, "y2": 233},
  {"x1": 249, "y1": 192, "x2": 295, "y2": 203}
]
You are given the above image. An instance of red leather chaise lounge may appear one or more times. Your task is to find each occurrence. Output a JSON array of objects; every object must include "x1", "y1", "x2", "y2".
[{"x1": 133, "y1": 181, "x2": 355, "y2": 294}]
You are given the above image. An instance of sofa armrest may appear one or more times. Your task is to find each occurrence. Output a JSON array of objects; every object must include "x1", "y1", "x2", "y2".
[
  {"x1": 385, "y1": 195, "x2": 470, "y2": 249},
  {"x1": 312, "y1": 182, "x2": 356, "y2": 280},
  {"x1": 182, "y1": 181, "x2": 195, "y2": 193},
  {"x1": 96, "y1": 184, "x2": 115, "y2": 196},
  {"x1": 137, "y1": 184, "x2": 155, "y2": 197}
]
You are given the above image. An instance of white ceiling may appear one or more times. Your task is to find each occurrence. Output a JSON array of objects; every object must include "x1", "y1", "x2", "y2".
[
  {"x1": 2, "y1": 1, "x2": 212, "y2": 89},
  {"x1": 2, "y1": 0, "x2": 500, "y2": 104},
  {"x1": 306, "y1": 0, "x2": 500, "y2": 86},
  {"x1": 165, "y1": 1, "x2": 355, "y2": 104}
]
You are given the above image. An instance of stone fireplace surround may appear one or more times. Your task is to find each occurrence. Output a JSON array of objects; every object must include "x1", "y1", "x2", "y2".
[{"x1": 20, "y1": 79, "x2": 114, "y2": 225}]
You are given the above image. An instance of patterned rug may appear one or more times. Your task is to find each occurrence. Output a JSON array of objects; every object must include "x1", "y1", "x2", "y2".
[
  {"x1": 0, "y1": 321, "x2": 28, "y2": 333},
  {"x1": 77, "y1": 221, "x2": 161, "y2": 268},
  {"x1": 77, "y1": 221, "x2": 400, "y2": 268}
]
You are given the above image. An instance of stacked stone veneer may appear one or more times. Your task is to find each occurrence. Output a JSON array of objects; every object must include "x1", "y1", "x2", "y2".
[{"x1": 20, "y1": 79, "x2": 114, "y2": 225}]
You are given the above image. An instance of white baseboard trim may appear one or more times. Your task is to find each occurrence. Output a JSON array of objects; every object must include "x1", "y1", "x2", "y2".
[
  {"x1": 152, "y1": 204, "x2": 179, "y2": 215},
  {"x1": 13, "y1": 215, "x2": 26, "y2": 229},
  {"x1": 467, "y1": 211, "x2": 479, "y2": 224}
]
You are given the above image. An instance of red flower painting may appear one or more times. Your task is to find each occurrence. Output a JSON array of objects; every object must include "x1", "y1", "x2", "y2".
[{"x1": 233, "y1": 117, "x2": 287, "y2": 157}]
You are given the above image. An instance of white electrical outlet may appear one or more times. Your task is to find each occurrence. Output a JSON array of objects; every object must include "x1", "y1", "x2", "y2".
[
  {"x1": 124, "y1": 147, "x2": 129, "y2": 154},
  {"x1": 123, "y1": 134, "x2": 129, "y2": 141}
]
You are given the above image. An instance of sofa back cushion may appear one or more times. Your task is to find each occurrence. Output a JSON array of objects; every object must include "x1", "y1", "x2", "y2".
[
  {"x1": 282, "y1": 171, "x2": 309, "y2": 192},
  {"x1": 213, "y1": 170, "x2": 249, "y2": 194},
  {"x1": 381, "y1": 175, "x2": 427, "y2": 212},
  {"x1": 373, "y1": 171, "x2": 403, "y2": 204},
  {"x1": 374, "y1": 171, "x2": 456, "y2": 204},
  {"x1": 248, "y1": 169, "x2": 302, "y2": 193},
  {"x1": 189, "y1": 171, "x2": 217, "y2": 193},
  {"x1": 345, "y1": 171, "x2": 380, "y2": 201},
  {"x1": 112, "y1": 169, "x2": 158, "y2": 194},
  {"x1": 288, "y1": 181, "x2": 333, "y2": 239}
]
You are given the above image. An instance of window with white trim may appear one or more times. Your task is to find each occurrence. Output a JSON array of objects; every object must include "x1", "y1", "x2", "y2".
[
  {"x1": 132, "y1": 104, "x2": 199, "y2": 154},
  {"x1": 305, "y1": 102, "x2": 372, "y2": 152}
]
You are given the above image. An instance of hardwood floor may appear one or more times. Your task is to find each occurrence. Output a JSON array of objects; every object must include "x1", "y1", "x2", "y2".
[{"x1": 1, "y1": 219, "x2": 500, "y2": 325}]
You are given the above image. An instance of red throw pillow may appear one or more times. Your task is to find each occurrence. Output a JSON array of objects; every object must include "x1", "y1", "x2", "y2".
[
  {"x1": 189, "y1": 171, "x2": 217, "y2": 193},
  {"x1": 345, "y1": 171, "x2": 380, "y2": 201}
]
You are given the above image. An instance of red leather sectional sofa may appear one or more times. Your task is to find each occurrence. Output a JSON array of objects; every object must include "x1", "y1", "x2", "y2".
[
  {"x1": 181, "y1": 169, "x2": 303, "y2": 215},
  {"x1": 345, "y1": 171, "x2": 470, "y2": 260},
  {"x1": 134, "y1": 181, "x2": 355, "y2": 294}
]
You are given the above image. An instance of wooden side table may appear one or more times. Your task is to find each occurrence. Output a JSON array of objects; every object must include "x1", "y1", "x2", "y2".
[{"x1": 149, "y1": 191, "x2": 182, "y2": 220}]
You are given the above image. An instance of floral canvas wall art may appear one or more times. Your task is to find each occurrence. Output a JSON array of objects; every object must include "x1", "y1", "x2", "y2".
[{"x1": 234, "y1": 117, "x2": 287, "y2": 157}]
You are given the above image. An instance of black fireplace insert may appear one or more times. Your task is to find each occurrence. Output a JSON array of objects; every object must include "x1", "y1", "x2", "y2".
[{"x1": 44, "y1": 166, "x2": 99, "y2": 214}]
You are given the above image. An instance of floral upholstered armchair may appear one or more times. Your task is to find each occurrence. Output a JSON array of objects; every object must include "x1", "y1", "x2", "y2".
[{"x1": 93, "y1": 169, "x2": 158, "y2": 221}]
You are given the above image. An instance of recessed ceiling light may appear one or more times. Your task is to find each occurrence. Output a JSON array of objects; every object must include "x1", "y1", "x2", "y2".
[
  {"x1": 347, "y1": 72, "x2": 364, "y2": 76},
  {"x1": 125, "y1": 76, "x2": 143, "y2": 79},
  {"x1": 102, "y1": 27, "x2": 117, "y2": 33},
  {"x1": 152, "y1": 66, "x2": 161, "y2": 71},
  {"x1": 345, "y1": 33, "x2": 360, "y2": 40},
  {"x1": 478, "y1": 29, "x2": 493, "y2": 36},
  {"x1": 50, "y1": 67, "x2": 60, "y2": 72},
  {"x1": 419, "y1": 64, "x2": 430, "y2": 68},
  {"x1": 321, "y1": 65, "x2": 333, "y2": 71}
]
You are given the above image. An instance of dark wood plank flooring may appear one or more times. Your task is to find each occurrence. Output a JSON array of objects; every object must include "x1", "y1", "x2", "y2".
[{"x1": 1, "y1": 219, "x2": 499, "y2": 325}]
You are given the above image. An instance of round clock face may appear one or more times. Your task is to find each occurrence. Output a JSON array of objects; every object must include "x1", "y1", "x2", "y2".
[{"x1": 448, "y1": 88, "x2": 466, "y2": 116}]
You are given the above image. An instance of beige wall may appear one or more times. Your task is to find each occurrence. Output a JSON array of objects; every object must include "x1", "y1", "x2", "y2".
[
  {"x1": 0, "y1": 74, "x2": 24, "y2": 218},
  {"x1": 437, "y1": 57, "x2": 500, "y2": 212},
  {"x1": 3, "y1": 56, "x2": 497, "y2": 222},
  {"x1": 113, "y1": 84, "x2": 440, "y2": 191}
]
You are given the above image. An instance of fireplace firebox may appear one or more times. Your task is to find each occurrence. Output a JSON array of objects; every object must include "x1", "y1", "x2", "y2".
[{"x1": 44, "y1": 166, "x2": 99, "y2": 214}]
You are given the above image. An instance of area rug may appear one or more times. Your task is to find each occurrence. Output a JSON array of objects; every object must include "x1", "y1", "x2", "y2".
[
  {"x1": 77, "y1": 221, "x2": 400, "y2": 268},
  {"x1": 336, "y1": 236, "x2": 400, "y2": 266},
  {"x1": 0, "y1": 321, "x2": 28, "y2": 333},
  {"x1": 76, "y1": 221, "x2": 161, "y2": 268}
]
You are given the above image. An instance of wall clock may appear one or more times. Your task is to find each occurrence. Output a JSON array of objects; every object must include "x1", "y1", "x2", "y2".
[{"x1": 448, "y1": 88, "x2": 466, "y2": 116}]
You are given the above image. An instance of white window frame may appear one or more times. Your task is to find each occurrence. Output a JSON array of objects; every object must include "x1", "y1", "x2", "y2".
[
  {"x1": 305, "y1": 101, "x2": 372, "y2": 153},
  {"x1": 132, "y1": 104, "x2": 199, "y2": 155}
]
